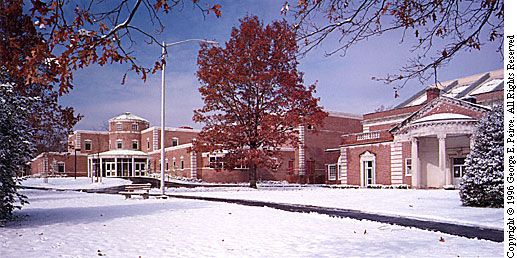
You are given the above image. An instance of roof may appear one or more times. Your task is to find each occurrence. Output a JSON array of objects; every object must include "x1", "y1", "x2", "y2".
[
  {"x1": 395, "y1": 69, "x2": 503, "y2": 108},
  {"x1": 93, "y1": 149, "x2": 148, "y2": 157},
  {"x1": 326, "y1": 110, "x2": 363, "y2": 120},
  {"x1": 109, "y1": 112, "x2": 149, "y2": 123}
]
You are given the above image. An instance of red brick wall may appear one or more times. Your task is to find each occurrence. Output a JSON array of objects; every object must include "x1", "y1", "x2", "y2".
[
  {"x1": 346, "y1": 143, "x2": 392, "y2": 186},
  {"x1": 402, "y1": 141, "x2": 412, "y2": 185},
  {"x1": 196, "y1": 150, "x2": 295, "y2": 183},
  {"x1": 80, "y1": 132, "x2": 109, "y2": 154},
  {"x1": 109, "y1": 132, "x2": 141, "y2": 150},
  {"x1": 29, "y1": 153, "x2": 88, "y2": 177},
  {"x1": 141, "y1": 130, "x2": 155, "y2": 152}
]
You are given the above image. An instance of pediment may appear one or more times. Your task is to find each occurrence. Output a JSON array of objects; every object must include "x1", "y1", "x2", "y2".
[{"x1": 390, "y1": 96, "x2": 489, "y2": 134}]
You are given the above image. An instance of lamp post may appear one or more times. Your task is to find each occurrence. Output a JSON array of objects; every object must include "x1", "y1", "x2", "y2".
[{"x1": 159, "y1": 39, "x2": 218, "y2": 196}]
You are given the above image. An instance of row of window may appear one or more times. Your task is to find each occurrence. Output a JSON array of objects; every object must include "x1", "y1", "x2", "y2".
[
  {"x1": 160, "y1": 157, "x2": 185, "y2": 171},
  {"x1": 328, "y1": 157, "x2": 466, "y2": 181},
  {"x1": 114, "y1": 123, "x2": 139, "y2": 131},
  {"x1": 84, "y1": 137, "x2": 180, "y2": 151}
]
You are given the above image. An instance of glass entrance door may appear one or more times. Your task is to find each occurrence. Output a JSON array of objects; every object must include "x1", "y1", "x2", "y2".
[
  {"x1": 363, "y1": 161, "x2": 374, "y2": 186},
  {"x1": 452, "y1": 157, "x2": 466, "y2": 186}
]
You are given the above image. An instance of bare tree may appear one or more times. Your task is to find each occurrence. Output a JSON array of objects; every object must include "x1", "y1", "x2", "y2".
[{"x1": 285, "y1": 0, "x2": 503, "y2": 93}]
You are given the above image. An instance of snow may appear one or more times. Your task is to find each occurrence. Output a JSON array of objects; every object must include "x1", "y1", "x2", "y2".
[
  {"x1": 2, "y1": 188, "x2": 502, "y2": 258},
  {"x1": 471, "y1": 79, "x2": 504, "y2": 95},
  {"x1": 21, "y1": 177, "x2": 131, "y2": 190},
  {"x1": 168, "y1": 187, "x2": 503, "y2": 230},
  {"x1": 413, "y1": 113, "x2": 475, "y2": 123}
]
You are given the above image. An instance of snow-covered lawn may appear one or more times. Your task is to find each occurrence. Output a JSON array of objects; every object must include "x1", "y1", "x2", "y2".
[
  {"x1": 21, "y1": 177, "x2": 131, "y2": 190},
  {"x1": 2, "y1": 189, "x2": 503, "y2": 258},
  {"x1": 167, "y1": 187, "x2": 503, "y2": 230}
]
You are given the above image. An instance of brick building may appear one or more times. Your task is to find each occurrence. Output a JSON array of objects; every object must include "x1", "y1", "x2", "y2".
[
  {"x1": 29, "y1": 69, "x2": 502, "y2": 187},
  {"x1": 325, "y1": 69, "x2": 503, "y2": 189},
  {"x1": 29, "y1": 111, "x2": 363, "y2": 183}
]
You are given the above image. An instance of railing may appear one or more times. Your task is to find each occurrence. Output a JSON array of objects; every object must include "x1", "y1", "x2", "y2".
[{"x1": 356, "y1": 132, "x2": 381, "y2": 141}]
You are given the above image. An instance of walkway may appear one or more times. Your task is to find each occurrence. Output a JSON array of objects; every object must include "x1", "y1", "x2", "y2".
[
  {"x1": 21, "y1": 184, "x2": 503, "y2": 243},
  {"x1": 165, "y1": 194, "x2": 503, "y2": 243}
]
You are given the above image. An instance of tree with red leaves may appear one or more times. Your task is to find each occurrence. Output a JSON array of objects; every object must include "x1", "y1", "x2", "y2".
[
  {"x1": 0, "y1": 0, "x2": 222, "y2": 93},
  {"x1": 194, "y1": 15, "x2": 327, "y2": 188}
]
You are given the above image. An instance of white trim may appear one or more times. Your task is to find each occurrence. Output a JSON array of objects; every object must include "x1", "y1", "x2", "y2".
[
  {"x1": 141, "y1": 126, "x2": 201, "y2": 134},
  {"x1": 148, "y1": 143, "x2": 193, "y2": 155},
  {"x1": 73, "y1": 130, "x2": 109, "y2": 135},
  {"x1": 327, "y1": 164, "x2": 337, "y2": 181},
  {"x1": 84, "y1": 139, "x2": 92, "y2": 151},
  {"x1": 360, "y1": 151, "x2": 376, "y2": 187},
  {"x1": 405, "y1": 158, "x2": 412, "y2": 176}
]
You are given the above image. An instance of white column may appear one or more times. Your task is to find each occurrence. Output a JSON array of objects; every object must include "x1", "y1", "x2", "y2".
[
  {"x1": 115, "y1": 157, "x2": 118, "y2": 177},
  {"x1": 190, "y1": 151, "x2": 197, "y2": 178},
  {"x1": 438, "y1": 134, "x2": 450, "y2": 186},
  {"x1": 298, "y1": 125, "x2": 306, "y2": 176},
  {"x1": 411, "y1": 138, "x2": 420, "y2": 188},
  {"x1": 131, "y1": 157, "x2": 135, "y2": 177},
  {"x1": 100, "y1": 157, "x2": 103, "y2": 179}
]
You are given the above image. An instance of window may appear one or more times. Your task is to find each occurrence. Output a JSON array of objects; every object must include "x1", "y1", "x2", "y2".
[
  {"x1": 166, "y1": 158, "x2": 169, "y2": 171},
  {"x1": 116, "y1": 140, "x2": 122, "y2": 149},
  {"x1": 132, "y1": 140, "x2": 138, "y2": 150},
  {"x1": 288, "y1": 160, "x2": 294, "y2": 175},
  {"x1": 173, "y1": 157, "x2": 177, "y2": 170},
  {"x1": 452, "y1": 158, "x2": 466, "y2": 178},
  {"x1": 57, "y1": 162, "x2": 65, "y2": 173},
  {"x1": 116, "y1": 123, "x2": 122, "y2": 130},
  {"x1": 172, "y1": 138, "x2": 179, "y2": 147},
  {"x1": 181, "y1": 157, "x2": 185, "y2": 170},
  {"x1": 84, "y1": 140, "x2": 92, "y2": 151},
  {"x1": 328, "y1": 164, "x2": 337, "y2": 181},
  {"x1": 405, "y1": 158, "x2": 412, "y2": 176},
  {"x1": 209, "y1": 156, "x2": 224, "y2": 169},
  {"x1": 132, "y1": 123, "x2": 138, "y2": 131},
  {"x1": 147, "y1": 138, "x2": 150, "y2": 150}
]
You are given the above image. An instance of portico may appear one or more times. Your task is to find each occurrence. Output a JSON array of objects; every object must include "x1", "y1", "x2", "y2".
[
  {"x1": 88, "y1": 149, "x2": 149, "y2": 178},
  {"x1": 394, "y1": 113, "x2": 478, "y2": 188}
]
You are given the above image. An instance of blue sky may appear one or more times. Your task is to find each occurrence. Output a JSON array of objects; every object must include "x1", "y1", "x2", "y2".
[{"x1": 60, "y1": 0, "x2": 504, "y2": 130}]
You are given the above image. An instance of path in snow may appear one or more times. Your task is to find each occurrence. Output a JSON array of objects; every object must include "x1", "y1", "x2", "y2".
[
  {"x1": 2, "y1": 189, "x2": 503, "y2": 258},
  {"x1": 167, "y1": 194, "x2": 503, "y2": 242}
]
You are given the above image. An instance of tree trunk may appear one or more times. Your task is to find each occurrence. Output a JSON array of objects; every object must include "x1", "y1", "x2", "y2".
[{"x1": 249, "y1": 164, "x2": 257, "y2": 188}]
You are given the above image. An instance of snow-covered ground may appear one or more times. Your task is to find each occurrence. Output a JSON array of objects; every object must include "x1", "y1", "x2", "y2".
[
  {"x1": 167, "y1": 187, "x2": 503, "y2": 230},
  {"x1": 2, "y1": 189, "x2": 503, "y2": 258},
  {"x1": 21, "y1": 177, "x2": 131, "y2": 190}
]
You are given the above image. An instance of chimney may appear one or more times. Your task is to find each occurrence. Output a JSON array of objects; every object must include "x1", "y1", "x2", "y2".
[{"x1": 426, "y1": 87, "x2": 440, "y2": 103}]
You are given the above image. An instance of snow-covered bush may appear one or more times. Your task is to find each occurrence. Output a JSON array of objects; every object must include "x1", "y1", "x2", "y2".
[
  {"x1": 459, "y1": 104, "x2": 503, "y2": 208},
  {"x1": 0, "y1": 84, "x2": 33, "y2": 222}
]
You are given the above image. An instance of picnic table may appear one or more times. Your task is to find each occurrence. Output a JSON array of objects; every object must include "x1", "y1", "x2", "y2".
[{"x1": 119, "y1": 183, "x2": 152, "y2": 199}]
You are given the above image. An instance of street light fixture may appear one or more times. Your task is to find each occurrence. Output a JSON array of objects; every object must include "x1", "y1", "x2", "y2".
[{"x1": 159, "y1": 39, "x2": 219, "y2": 196}]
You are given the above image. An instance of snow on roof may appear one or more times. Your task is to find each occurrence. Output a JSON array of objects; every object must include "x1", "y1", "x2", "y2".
[
  {"x1": 413, "y1": 113, "x2": 476, "y2": 124},
  {"x1": 398, "y1": 69, "x2": 503, "y2": 108},
  {"x1": 471, "y1": 79, "x2": 504, "y2": 95},
  {"x1": 94, "y1": 149, "x2": 148, "y2": 157},
  {"x1": 141, "y1": 126, "x2": 201, "y2": 134},
  {"x1": 326, "y1": 110, "x2": 363, "y2": 120},
  {"x1": 109, "y1": 112, "x2": 149, "y2": 123}
]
